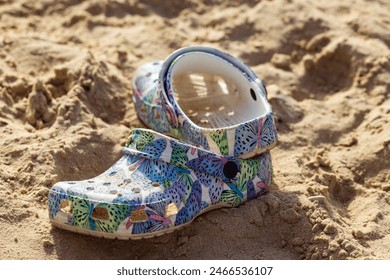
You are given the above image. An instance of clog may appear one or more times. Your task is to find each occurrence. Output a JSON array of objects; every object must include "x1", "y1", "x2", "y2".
[
  {"x1": 132, "y1": 46, "x2": 277, "y2": 159},
  {"x1": 48, "y1": 129, "x2": 272, "y2": 239}
]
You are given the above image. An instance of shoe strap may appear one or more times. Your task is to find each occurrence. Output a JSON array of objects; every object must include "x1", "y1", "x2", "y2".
[
  {"x1": 123, "y1": 129, "x2": 272, "y2": 188},
  {"x1": 158, "y1": 46, "x2": 277, "y2": 158}
]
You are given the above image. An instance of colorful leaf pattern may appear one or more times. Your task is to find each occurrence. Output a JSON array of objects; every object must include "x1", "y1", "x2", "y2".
[{"x1": 49, "y1": 129, "x2": 273, "y2": 237}]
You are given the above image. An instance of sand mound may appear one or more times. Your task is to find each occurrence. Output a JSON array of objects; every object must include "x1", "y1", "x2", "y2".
[{"x1": 0, "y1": 0, "x2": 389, "y2": 259}]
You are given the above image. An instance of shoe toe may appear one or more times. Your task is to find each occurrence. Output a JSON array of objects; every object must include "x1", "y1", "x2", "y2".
[{"x1": 48, "y1": 155, "x2": 181, "y2": 236}]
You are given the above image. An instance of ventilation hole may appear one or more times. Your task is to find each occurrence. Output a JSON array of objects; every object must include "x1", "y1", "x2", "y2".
[
  {"x1": 152, "y1": 182, "x2": 160, "y2": 187},
  {"x1": 166, "y1": 109, "x2": 174, "y2": 124},
  {"x1": 91, "y1": 207, "x2": 109, "y2": 220},
  {"x1": 132, "y1": 188, "x2": 141, "y2": 194},
  {"x1": 165, "y1": 202, "x2": 179, "y2": 217},
  {"x1": 109, "y1": 190, "x2": 118, "y2": 195},
  {"x1": 67, "y1": 182, "x2": 76, "y2": 185},
  {"x1": 60, "y1": 200, "x2": 72, "y2": 213},
  {"x1": 250, "y1": 88, "x2": 257, "y2": 101},
  {"x1": 129, "y1": 165, "x2": 136, "y2": 171},
  {"x1": 86, "y1": 186, "x2": 94, "y2": 191},
  {"x1": 145, "y1": 72, "x2": 152, "y2": 77},
  {"x1": 223, "y1": 160, "x2": 239, "y2": 180},
  {"x1": 153, "y1": 62, "x2": 160, "y2": 65},
  {"x1": 117, "y1": 193, "x2": 123, "y2": 197},
  {"x1": 109, "y1": 171, "x2": 117, "y2": 176},
  {"x1": 261, "y1": 81, "x2": 268, "y2": 96},
  {"x1": 127, "y1": 135, "x2": 134, "y2": 145},
  {"x1": 103, "y1": 182, "x2": 111, "y2": 186},
  {"x1": 87, "y1": 180, "x2": 94, "y2": 183},
  {"x1": 124, "y1": 178, "x2": 132, "y2": 184},
  {"x1": 130, "y1": 209, "x2": 148, "y2": 222}
]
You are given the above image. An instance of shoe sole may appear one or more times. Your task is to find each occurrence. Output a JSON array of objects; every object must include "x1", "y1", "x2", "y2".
[{"x1": 50, "y1": 204, "x2": 228, "y2": 240}]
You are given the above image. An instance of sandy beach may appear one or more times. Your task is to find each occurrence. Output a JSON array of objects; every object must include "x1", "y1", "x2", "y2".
[{"x1": 0, "y1": 0, "x2": 389, "y2": 259}]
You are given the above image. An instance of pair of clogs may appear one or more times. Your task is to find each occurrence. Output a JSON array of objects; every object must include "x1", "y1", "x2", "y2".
[{"x1": 48, "y1": 46, "x2": 277, "y2": 239}]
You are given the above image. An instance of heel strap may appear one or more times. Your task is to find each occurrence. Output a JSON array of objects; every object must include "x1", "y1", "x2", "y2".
[{"x1": 124, "y1": 129, "x2": 272, "y2": 191}]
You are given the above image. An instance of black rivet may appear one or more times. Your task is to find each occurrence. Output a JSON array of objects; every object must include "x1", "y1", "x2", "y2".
[
  {"x1": 223, "y1": 161, "x2": 239, "y2": 180},
  {"x1": 250, "y1": 88, "x2": 257, "y2": 101}
]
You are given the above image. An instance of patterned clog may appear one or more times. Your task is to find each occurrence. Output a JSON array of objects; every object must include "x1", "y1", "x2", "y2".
[
  {"x1": 48, "y1": 129, "x2": 272, "y2": 239},
  {"x1": 132, "y1": 46, "x2": 277, "y2": 159}
]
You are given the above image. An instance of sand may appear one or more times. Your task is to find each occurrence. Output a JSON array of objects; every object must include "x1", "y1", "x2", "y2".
[{"x1": 0, "y1": 0, "x2": 389, "y2": 260}]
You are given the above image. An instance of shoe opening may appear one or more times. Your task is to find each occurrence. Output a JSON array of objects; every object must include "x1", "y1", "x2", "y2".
[{"x1": 170, "y1": 52, "x2": 269, "y2": 129}]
